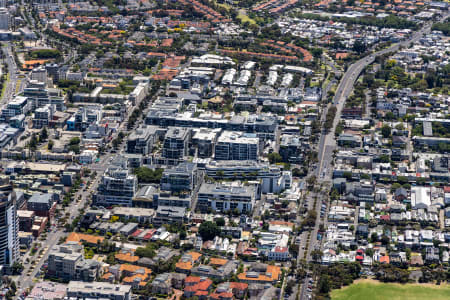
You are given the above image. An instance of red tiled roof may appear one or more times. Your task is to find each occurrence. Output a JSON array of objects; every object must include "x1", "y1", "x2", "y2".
[
  {"x1": 131, "y1": 229, "x2": 142, "y2": 237},
  {"x1": 274, "y1": 246, "x2": 288, "y2": 253},
  {"x1": 229, "y1": 282, "x2": 248, "y2": 290},
  {"x1": 186, "y1": 276, "x2": 201, "y2": 284}
]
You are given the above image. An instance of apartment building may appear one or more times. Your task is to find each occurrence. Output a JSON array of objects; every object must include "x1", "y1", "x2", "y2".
[
  {"x1": 215, "y1": 131, "x2": 259, "y2": 161},
  {"x1": 0, "y1": 181, "x2": 19, "y2": 273},
  {"x1": 191, "y1": 128, "x2": 220, "y2": 158},
  {"x1": 154, "y1": 206, "x2": 188, "y2": 226},
  {"x1": 67, "y1": 281, "x2": 131, "y2": 300},
  {"x1": 160, "y1": 162, "x2": 199, "y2": 193},
  {"x1": 67, "y1": 105, "x2": 103, "y2": 132},
  {"x1": 33, "y1": 104, "x2": 54, "y2": 129},
  {"x1": 197, "y1": 182, "x2": 259, "y2": 213},
  {"x1": 23, "y1": 84, "x2": 66, "y2": 111},
  {"x1": 95, "y1": 167, "x2": 138, "y2": 207},
  {"x1": 162, "y1": 127, "x2": 191, "y2": 159},
  {"x1": 126, "y1": 125, "x2": 158, "y2": 155},
  {"x1": 27, "y1": 192, "x2": 57, "y2": 219},
  {"x1": 1, "y1": 96, "x2": 30, "y2": 121},
  {"x1": 47, "y1": 242, "x2": 100, "y2": 281}
]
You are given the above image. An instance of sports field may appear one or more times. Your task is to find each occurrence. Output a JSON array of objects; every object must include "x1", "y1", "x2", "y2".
[{"x1": 331, "y1": 279, "x2": 450, "y2": 300}]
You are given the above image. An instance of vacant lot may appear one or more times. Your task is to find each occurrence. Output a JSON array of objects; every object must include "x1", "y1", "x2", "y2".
[{"x1": 331, "y1": 279, "x2": 450, "y2": 300}]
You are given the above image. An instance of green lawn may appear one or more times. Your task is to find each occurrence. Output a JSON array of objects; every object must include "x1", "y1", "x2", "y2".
[
  {"x1": 237, "y1": 13, "x2": 256, "y2": 25},
  {"x1": 331, "y1": 281, "x2": 450, "y2": 300},
  {"x1": 0, "y1": 72, "x2": 9, "y2": 99}
]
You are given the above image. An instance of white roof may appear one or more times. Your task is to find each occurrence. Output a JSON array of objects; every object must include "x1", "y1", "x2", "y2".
[{"x1": 411, "y1": 186, "x2": 431, "y2": 209}]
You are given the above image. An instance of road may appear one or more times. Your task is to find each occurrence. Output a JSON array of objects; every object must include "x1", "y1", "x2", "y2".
[
  {"x1": 1, "y1": 43, "x2": 19, "y2": 104},
  {"x1": 16, "y1": 153, "x2": 112, "y2": 296},
  {"x1": 298, "y1": 15, "x2": 448, "y2": 300},
  {"x1": 14, "y1": 78, "x2": 155, "y2": 295}
]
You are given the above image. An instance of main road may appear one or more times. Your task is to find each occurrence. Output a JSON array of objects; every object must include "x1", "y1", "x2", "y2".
[
  {"x1": 1, "y1": 43, "x2": 20, "y2": 104},
  {"x1": 15, "y1": 152, "x2": 113, "y2": 297},
  {"x1": 298, "y1": 14, "x2": 448, "y2": 300}
]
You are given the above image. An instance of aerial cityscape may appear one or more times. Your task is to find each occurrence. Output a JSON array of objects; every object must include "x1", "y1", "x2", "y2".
[{"x1": 0, "y1": 0, "x2": 448, "y2": 299}]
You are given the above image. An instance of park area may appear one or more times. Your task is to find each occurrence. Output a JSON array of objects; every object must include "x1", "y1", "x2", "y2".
[{"x1": 331, "y1": 279, "x2": 450, "y2": 300}]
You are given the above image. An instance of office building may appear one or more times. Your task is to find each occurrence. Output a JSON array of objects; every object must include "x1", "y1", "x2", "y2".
[
  {"x1": 0, "y1": 124, "x2": 19, "y2": 149},
  {"x1": 279, "y1": 134, "x2": 306, "y2": 163},
  {"x1": 128, "y1": 82, "x2": 148, "y2": 104},
  {"x1": 23, "y1": 84, "x2": 66, "y2": 111},
  {"x1": 45, "y1": 63, "x2": 60, "y2": 81}
]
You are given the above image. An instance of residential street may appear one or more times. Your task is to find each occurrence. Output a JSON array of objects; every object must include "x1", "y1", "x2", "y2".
[{"x1": 298, "y1": 14, "x2": 448, "y2": 300}]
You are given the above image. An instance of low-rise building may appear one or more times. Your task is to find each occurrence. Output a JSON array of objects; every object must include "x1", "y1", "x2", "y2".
[
  {"x1": 47, "y1": 242, "x2": 100, "y2": 282},
  {"x1": 154, "y1": 205, "x2": 189, "y2": 226},
  {"x1": 197, "y1": 182, "x2": 259, "y2": 213},
  {"x1": 67, "y1": 281, "x2": 131, "y2": 300}
]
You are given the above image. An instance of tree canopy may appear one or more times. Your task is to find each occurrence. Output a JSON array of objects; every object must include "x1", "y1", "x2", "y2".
[{"x1": 199, "y1": 221, "x2": 221, "y2": 241}]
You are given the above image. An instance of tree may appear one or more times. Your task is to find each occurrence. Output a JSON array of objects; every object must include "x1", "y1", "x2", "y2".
[
  {"x1": 29, "y1": 133, "x2": 38, "y2": 150},
  {"x1": 48, "y1": 139, "x2": 54, "y2": 150},
  {"x1": 69, "y1": 144, "x2": 80, "y2": 154},
  {"x1": 135, "y1": 246, "x2": 156, "y2": 258},
  {"x1": 134, "y1": 167, "x2": 163, "y2": 183},
  {"x1": 285, "y1": 279, "x2": 296, "y2": 294},
  {"x1": 11, "y1": 262, "x2": 23, "y2": 275},
  {"x1": 268, "y1": 152, "x2": 282, "y2": 164},
  {"x1": 353, "y1": 40, "x2": 367, "y2": 54},
  {"x1": 379, "y1": 154, "x2": 390, "y2": 163},
  {"x1": 292, "y1": 168, "x2": 303, "y2": 177},
  {"x1": 199, "y1": 221, "x2": 221, "y2": 241},
  {"x1": 361, "y1": 173, "x2": 370, "y2": 180},
  {"x1": 40, "y1": 127, "x2": 48, "y2": 141},
  {"x1": 215, "y1": 217, "x2": 225, "y2": 227},
  {"x1": 311, "y1": 48, "x2": 323, "y2": 58},
  {"x1": 311, "y1": 249, "x2": 323, "y2": 261},
  {"x1": 302, "y1": 210, "x2": 317, "y2": 227},
  {"x1": 381, "y1": 235, "x2": 390, "y2": 245},
  {"x1": 318, "y1": 275, "x2": 330, "y2": 294},
  {"x1": 397, "y1": 176, "x2": 408, "y2": 185},
  {"x1": 370, "y1": 232, "x2": 378, "y2": 243},
  {"x1": 306, "y1": 175, "x2": 316, "y2": 188},
  {"x1": 405, "y1": 248, "x2": 411, "y2": 260},
  {"x1": 381, "y1": 124, "x2": 391, "y2": 138}
]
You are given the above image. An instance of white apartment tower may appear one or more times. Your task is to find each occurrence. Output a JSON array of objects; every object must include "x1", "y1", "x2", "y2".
[{"x1": 0, "y1": 180, "x2": 19, "y2": 274}]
